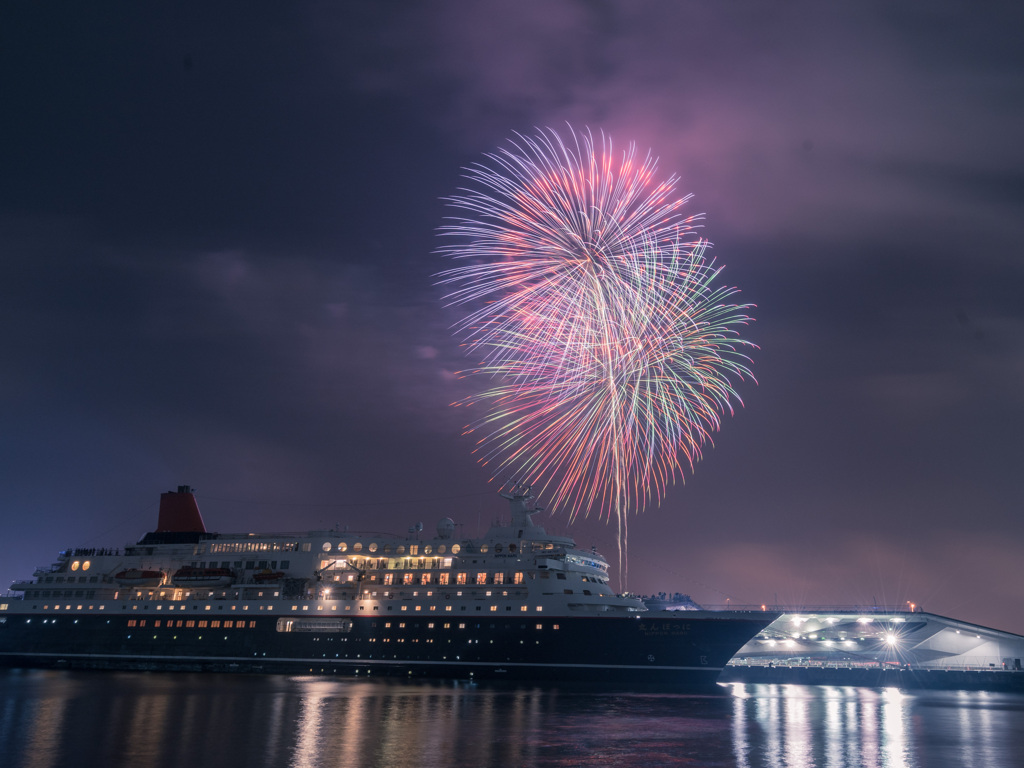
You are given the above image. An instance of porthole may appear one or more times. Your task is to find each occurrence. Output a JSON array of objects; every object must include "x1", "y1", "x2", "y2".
[
  {"x1": 396, "y1": 546, "x2": 405, "y2": 555},
  {"x1": 369, "y1": 543, "x2": 378, "y2": 553},
  {"x1": 437, "y1": 545, "x2": 446, "y2": 554},
  {"x1": 451, "y1": 544, "x2": 461, "y2": 555},
  {"x1": 423, "y1": 545, "x2": 432, "y2": 555},
  {"x1": 353, "y1": 543, "x2": 363, "y2": 552},
  {"x1": 338, "y1": 542, "x2": 348, "y2": 553},
  {"x1": 479, "y1": 545, "x2": 489, "y2": 553},
  {"x1": 71, "y1": 561, "x2": 80, "y2": 571},
  {"x1": 322, "y1": 542, "x2": 332, "y2": 552}
]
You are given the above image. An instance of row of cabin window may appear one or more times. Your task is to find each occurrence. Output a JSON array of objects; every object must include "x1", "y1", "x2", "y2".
[
  {"x1": 191, "y1": 560, "x2": 291, "y2": 570},
  {"x1": 126, "y1": 619, "x2": 257, "y2": 628},
  {"x1": 28, "y1": 589, "x2": 97, "y2": 598},
  {"x1": 372, "y1": 572, "x2": 526, "y2": 586}
]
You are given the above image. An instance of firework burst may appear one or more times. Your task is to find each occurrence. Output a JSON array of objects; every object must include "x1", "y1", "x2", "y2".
[{"x1": 438, "y1": 126, "x2": 754, "y2": 581}]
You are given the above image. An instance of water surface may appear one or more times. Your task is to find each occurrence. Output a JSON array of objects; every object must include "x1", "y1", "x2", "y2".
[{"x1": 2, "y1": 670, "x2": 1022, "y2": 767}]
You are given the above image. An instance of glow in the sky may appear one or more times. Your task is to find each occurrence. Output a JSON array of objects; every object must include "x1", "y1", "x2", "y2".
[{"x1": 438, "y1": 126, "x2": 754, "y2": 580}]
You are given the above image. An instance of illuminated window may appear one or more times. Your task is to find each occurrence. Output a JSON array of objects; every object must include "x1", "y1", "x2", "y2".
[
  {"x1": 383, "y1": 574, "x2": 394, "y2": 585},
  {"x1": 513, "y1": 572, "x2": 524, "y2": 584},
  {"x1": 439, "y1": 573, "x2": 450, "y2": 586},
  {"x1": 353, "y1": 543, "x2": 362, "y2": 552},
  {"x1": 211, "y1": 621, "x2": 221, "y2": 628},
  {"x1": 423, "y1": 545, "x2": 432, "y2": 555},
  {"x1": 456, "y1": 573, "x2": 467, "y2": 585},
  {"x1": 493, "y1": 573, "x2": 504, "y2": 585},
  {"x1": 450, "y1": 545, "x2": 461, "y2": 555},
  {"x1": 71, "y1": 561, "x2": 80, "y2": 571},
  {"x1": 322, "y1": 542, "x2": 332, "y2": 552},
  {"x1": 368, "y1": 543, "x2": 377, "y2": 553},
  {"x1": 82, "y1": 561, "x2": 91, "y2": 571},
  {"x1": 199, "y1": 620, "x2": 208, "y2": 628},
  {"x1": 420, "y1": 574, "x2": 431, "y2": 585},
  {"x1": 475, "y1": 572, "x2": 487, "y2": 584},
  {"x1": 402, "y1": 573, "x2": 414, "y2": 585}
]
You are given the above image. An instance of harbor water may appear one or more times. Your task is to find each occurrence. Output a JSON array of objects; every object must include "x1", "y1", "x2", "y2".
[{"x1": 2, "y1": 669, "x2": 1023, "y2": 767}]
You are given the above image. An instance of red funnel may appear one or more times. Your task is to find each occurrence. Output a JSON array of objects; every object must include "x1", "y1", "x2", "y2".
[{"x1": 156, "y1": 485, "x2": 207, "y2": 533}]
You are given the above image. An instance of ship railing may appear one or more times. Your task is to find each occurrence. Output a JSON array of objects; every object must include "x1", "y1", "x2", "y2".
[
  {"x1": 219, "y1": 530, "x2": 408, "y2": 540},
  {"x1": 697, "y1": 604, "x2": 927, "y2": 614}
]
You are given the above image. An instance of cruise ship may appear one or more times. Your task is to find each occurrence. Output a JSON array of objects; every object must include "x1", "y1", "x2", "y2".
[{"x1": 0, "y1": 485, "x2": 775, "y2": 688}]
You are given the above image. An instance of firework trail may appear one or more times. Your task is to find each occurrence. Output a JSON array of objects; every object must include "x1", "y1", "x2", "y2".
[{"x1": 438, "y1": 126, "x2": 754, "y2": 586}]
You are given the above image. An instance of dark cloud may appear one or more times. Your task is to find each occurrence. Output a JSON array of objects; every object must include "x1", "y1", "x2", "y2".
[{"x1": 2, "y1": 2, "x2": 1023, "y2": 634}]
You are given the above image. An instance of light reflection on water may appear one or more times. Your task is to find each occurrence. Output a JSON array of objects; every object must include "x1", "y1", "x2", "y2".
[
  {"x1": 729, "y1": 684, "x2": 915, "y2": 767},
  {"x1": 2, "y1": 670, "x2": 1023, "y2": 768}
]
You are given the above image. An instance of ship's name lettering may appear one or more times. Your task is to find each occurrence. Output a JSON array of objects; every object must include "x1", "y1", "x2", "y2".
[{"x1": 637, "y1": 622, "x2": 692, "y2": 635}]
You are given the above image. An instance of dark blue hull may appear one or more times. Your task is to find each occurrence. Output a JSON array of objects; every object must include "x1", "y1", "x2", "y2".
[{"x1": 0, "y1": 609, "x2": 775, "y2": 688}]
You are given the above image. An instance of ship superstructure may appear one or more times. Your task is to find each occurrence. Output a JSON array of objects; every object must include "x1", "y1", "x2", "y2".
[{"x1": 1, "y1": 485, "x2": 775, "y2": 687}]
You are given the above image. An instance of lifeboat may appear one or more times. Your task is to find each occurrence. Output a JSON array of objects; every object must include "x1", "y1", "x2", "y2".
[
  {"x1": 114, "y1": 569, "x2": 165, "y2": 588},
  {"x1": 253, "y1": 569, "x2": 286, "y2": 583},
  {"x1": 171, "y1": 566, "x2": 234, "y2": 588}
]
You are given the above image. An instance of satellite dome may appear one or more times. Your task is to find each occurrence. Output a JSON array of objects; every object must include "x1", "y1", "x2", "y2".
[{"x1": 436, "y1": 518, "x2": 456, "y2": 540}]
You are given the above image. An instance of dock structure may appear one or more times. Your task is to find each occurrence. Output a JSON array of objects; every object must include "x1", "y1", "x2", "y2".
[{"x1": 720, "y1": 608, "x2": 1024, "y2": 691}]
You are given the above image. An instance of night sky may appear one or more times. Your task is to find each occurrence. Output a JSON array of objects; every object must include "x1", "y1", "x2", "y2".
[{"x1": 3, "y1": 3, "x2": 1023, "y2": 634}]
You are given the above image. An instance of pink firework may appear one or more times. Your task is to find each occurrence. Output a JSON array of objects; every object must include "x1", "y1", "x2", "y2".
[{"x1": 438, "y1": 126, "x2": 755, "y2": 578}]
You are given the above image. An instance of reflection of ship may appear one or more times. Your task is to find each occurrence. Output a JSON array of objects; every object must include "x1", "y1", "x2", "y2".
[{"x1": 0, "y1": 485, "x2": 776, "y2": 688}]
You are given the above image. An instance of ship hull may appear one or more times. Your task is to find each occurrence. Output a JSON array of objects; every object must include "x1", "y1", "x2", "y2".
[{"x1": 0, "y1": 607, "x2": 773, "y2": 688}]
